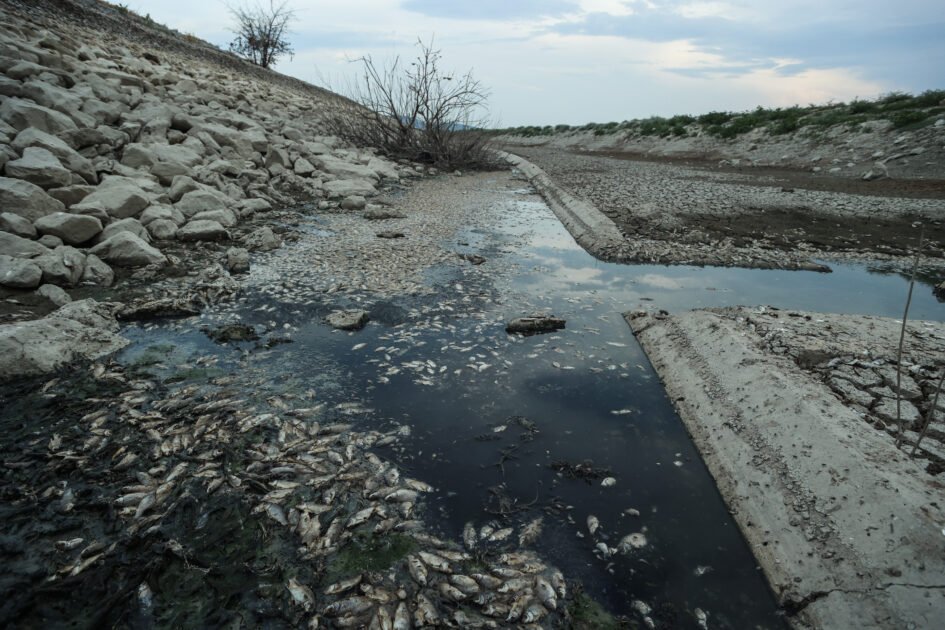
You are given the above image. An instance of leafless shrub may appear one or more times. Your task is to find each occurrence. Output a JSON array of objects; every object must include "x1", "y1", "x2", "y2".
[
  {"x1": 227, "y1": 0, "x2": 295, "y2": 69},
  {"x1": 326, "y1": 39, "x2": 499, "y2": 170}
]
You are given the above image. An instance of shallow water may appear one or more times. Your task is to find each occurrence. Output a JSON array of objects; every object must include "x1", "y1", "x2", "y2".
[{"x1": 118, "y1": 177, "x2": 942, "y2": 628}]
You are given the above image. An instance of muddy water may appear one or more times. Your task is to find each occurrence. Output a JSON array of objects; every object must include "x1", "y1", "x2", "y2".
[{"x1": 116, "y1": 174, "x2": 942, "y2": 629}]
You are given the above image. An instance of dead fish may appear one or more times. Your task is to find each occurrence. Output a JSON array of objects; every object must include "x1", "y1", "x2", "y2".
[
  {"x1": 487, "y1": 527, "x2": 513, "y2": 543},
  {"x1": 55, "y1": 538, "x2": 85, "y2": 552},
  {"x1": 518, "y1": 517, "x2": 543, "y2": 547},
  {"x1": 498, "y1": 577, "x2": 532, "y2": 594},
  {"x1": 463, "y1": 522, "x2": 477, "y2": 550},
  {"x1": 491, "y1": 566, "x2": 524, "y2": 579},
  {"x1": 449, "y1": 574, "x2": 480, "y2": 595},
  {"x1": 418, "y1": 551, "x2": 451, "y2": 573},
  {"x1": 393, "y1": 601, "x2": 410, "y2": 630},
  {"x1": 135, "y1": 492, "x2": 156, "y2": 519},
  {"x1": 406, "y1": 555, "x2": 428, "y2": 586},
  {"x1": 472, "y1": 573, "x2": 503, "y2": 590},
  {"x1": 403, "y1": 478, "x2": 433, "y2": 493},
  {"x1": 550, "y1": 569, "x2": 567, "y2": 598},
  {"x1": 479, "y1": 524, "x2": 495, "y2": 540},
  {"x1": 414, "y1": 593, "x2": 439, "y2": 626},
  {"x1": 384, "y1": 488, "x2": 418, "y2": 503},
  {"x1": 535, "y1": 576, "x2": 557, "y2": 610},
  {"x1": 324, "y1": 596, "x2": 374, "y2": 617},
  {"x1": 600, "y1": 477, "x2": 616, "y2": 487},
  {"x1": 507, "y1": 594, "x2": 530, "y2": 622},
  {"x1": 325, "y1": 574, "x2": 362, "y2": 596},
  {"x1": 483, "y1": 602, "x2": 510, "y2": 618},
  {"x1": 287, "y1": 578, "x2": 315, "y2": 611},
  {"x1": 619, "y1": 532, "x2": 647, "y2": 551},
  {"x1": 346, "y1": 506, "x2": 376, "y2": 529},
  {"x1": 370, "y1": 606, "x2": 393, "y2": 630},
  {"x1": 587, "y1": 515, "x2": 600, "y2": 536},
  {"x1": 437, "y1": 581, "x2": 467, "y2": 602},
  {"x1": 695, "y1": 608, "x2": 709, "y2": 629},
  {"x1": 523, "y1": 602, "x2": 548, "y2": 623}
]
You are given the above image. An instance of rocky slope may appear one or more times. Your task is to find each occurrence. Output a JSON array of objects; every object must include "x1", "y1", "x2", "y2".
[{"x1": 0, "y1": 0, "x2": 427, "y2": 374}]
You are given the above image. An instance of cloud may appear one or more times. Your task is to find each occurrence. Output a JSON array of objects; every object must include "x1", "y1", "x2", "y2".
[{"x1": 401, "y1": 0, "x2": 577, "y2": 21}]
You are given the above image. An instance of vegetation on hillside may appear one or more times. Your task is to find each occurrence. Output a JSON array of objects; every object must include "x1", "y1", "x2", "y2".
[{"x1": 497, "y1": 90, "x2": 945, "y2": 140}]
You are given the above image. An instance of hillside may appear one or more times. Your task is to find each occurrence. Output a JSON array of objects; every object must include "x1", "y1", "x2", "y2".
[{"x1": 497, "y1": 92, "x2": 945, "y2": 181}]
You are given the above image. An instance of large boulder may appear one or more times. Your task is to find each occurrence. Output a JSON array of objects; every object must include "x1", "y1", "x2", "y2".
[
  {"x1": 0, "y1": 176, "x2": 65, "y2": 221},
  {"x1": 89, "y1": 232, "x2": 166, "y2": 267},
  {"x1": 367, "y1": 157, "x2": 400, "y2": 180},
  {"x1": 98, "y1": 217, "x2": 150, "y2": 244},
  {"x1": 0, "y1": 254, "x2": 42, "y2": 289},
  {"x1": 80, "y1": 253, "x2": 114, "y2": 287},
  {"x1": 121, "y1": 142, "x2": 203, "y2": 170},
  {"x1": 0, "y1": 231, "x2": 51, "y2": 258},
  {"x1": 293, "y1": 157, "x2": 317, "y2": 176},
  {"x1": 74, "y1": 180, "x2": 150, "y2": 219},
  {"x1": 140, "y1": 205, "x2": 184, "y2": 227},
  {"x1": 37, "y1": 283, "x2": 72, "y2": 307},
  {"x1": 35, "y1": 246, "x2": 86, "y2": 286},
  {"x1": 4, "y1": 147, "x2": 73, "y2": 189},
  {"x1": 147, "y1": 219, "x2": 178, "y2": 240},
  {"x1": 174, "y1": 189, "x2": 232, "y2": 218},
  {"x1": 12, "y1": 128, "x2": 97, "y2": 184},
  {"x1": 315, "y1": 156, "x2": 379, "y2": 181},
  {"x1": 177, "y1": 219, "x2": 228, "y2": 242},
  {"x1": 0, "y1": 97, "x2": 77, "y2": 135},
  {"x1": 0, "y1": 211, "x2": 37, "y2": 238},
  {"x1": 323, "y1": 178, "x2": 377, "y2": 198},
  {"x1": 34, "y1": 212, "x2": 102, "y2": 245},
  {"x1": 243, "y1": 226, "x2": 280, "y2": 251},
  {"x1": 0, "y1": 299, "x2": 128, "y2": 382},
  {"x1": 191, "y1": 208, "x2": 237, "y2": 227}
]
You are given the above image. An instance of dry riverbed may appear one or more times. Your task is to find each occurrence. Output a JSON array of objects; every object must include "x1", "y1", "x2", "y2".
[
  {"x1": 508, "y1": 146, "x2": 945, "y2": 271},
  {"x1": 627, "y1": 306, "x2": 945, "y2": 629}
]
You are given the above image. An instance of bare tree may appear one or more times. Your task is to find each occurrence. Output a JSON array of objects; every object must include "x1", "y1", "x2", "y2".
[
  {"x1": 227, "y1": 1, "x2": 296, "y2": 69},
  {"x1": 327, "y1": 39, "x2": 497, "y2": 170}
]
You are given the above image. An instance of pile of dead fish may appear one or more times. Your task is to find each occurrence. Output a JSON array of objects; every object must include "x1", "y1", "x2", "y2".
[{"x1": 35, "y1": 360, "x2": 575, "y2": 627}]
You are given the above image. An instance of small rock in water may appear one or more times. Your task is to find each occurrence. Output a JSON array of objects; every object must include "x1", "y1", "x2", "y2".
[
  {"x1": 376, "y1": 230, "x2": 405, "y2": 239},
  {"x1": 459, "y1": 253, "x2": 486, "y2": 265},
  {"x1": 506, "y1": 315, "x2": 566, "y2": 335},
  {"x1": 362, "y1": 208, "x2": 406, "y2": 221},
  {"x1": 600, "y1": 477, "x2": 616, "y2": 487},
  {"x1": 205, "y1": 323, "x2": 259, "y2": 344},
  {"x1": 225, "y1": 247, "x2": 250, "y2": 274},
  {"x1": 326, "y1": 309, "x2": 369, "y2": 331}
]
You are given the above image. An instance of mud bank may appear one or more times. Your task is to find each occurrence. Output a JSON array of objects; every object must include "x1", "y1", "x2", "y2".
[{"x1": 626, "y1": 307, "x2": 945, "y2": 629}]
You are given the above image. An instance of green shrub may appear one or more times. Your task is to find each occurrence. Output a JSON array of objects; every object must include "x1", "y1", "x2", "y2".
[{"x1": 891, "y1": 110, "x2": 929, "y2": 128}]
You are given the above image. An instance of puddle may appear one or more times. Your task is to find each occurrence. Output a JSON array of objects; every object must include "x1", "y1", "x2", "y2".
[{"x1": 108, "y1": 175, "x2": 942, "y2": 628}]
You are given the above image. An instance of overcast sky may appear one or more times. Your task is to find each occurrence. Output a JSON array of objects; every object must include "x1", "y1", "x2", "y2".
[{"x1": 125, "y1": 0, "x2": 945, "y2": 126}]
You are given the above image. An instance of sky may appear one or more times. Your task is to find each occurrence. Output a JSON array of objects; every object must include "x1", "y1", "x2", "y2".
[{"x1": 124, "y1": 0, "x2": 945, "y2": 127}]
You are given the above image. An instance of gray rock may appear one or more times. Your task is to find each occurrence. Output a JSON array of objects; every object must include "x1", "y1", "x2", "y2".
[
  {"x1": 0, "y1": 231, "x2": 51, "y2": 258},
  {"x1": 174, "y1": 189, "x2": 231, "y2": 218},
  {"x1": 243, "y1": 226, "x2": 280, "y2": 251},
  {"x1": 326, "y1": 309, "x2": 369, "y2": 331},
  {"x1": 34, "y1": 212, "x2": 102, "y2": 245},
  {"x1": 0, "y1": 299, "x2": 128, "y2": 382},
  {"x1": 37, "y1": 234, "x2": 64, "y2": 248},
  {"x1": 80, "y1": 253, "x2": 114, "y2": 287},
  {"x1": 120, "y1": 142, "x2": 202, "y2": 170},
  {"x1": 376, "y1": 230, "x2": 405, "y2": 239},
  {"x1": 367, "y1": 157, "x2": 400, "y2": 180},
  {"x1": 294, "y1": 157, "x2": 317, "y2": 176},
  {"x1": 139, "y1": 205, "x2": 183, "y2": 226},
  {"x1": 191, "y1": 208, "x2": 238, "y2": 228},
  {"x1": 0, "y1": 254, "x2": 42, "y2": 288},
  {"x1": 177, "y1": 219, "x2": 228, "y2": 242},
  {"x1": 226, "y1": 247, "x2": 250, "y2": 274},
  {"x1": 35, "y1": 246, "x2": 86, "y2": 286},
  {"x1": 362, "y1": 208, "x2": 406, "y2": 221},
  {"x1": 0, "y1": 176, "x2": 65, "y2": 221},
  {"x1": 147, "y1": 218, "x2": 178, "y2": 240},
  {"x1": 5, "y1": 147, "x2": 73, "y2": 189},
  {"x1": 89, "y1": 232, "x2": 166, "y2": 267},
  {"x1": 98, "y1": 217, "x2": 150, "y2": 244},
  {"x1": 168, "y1": 175, "x2": 201, "y2": 202},
  {"x1": 315, "y1": 156, "x2": 379, "y2": 181},
  {"x1": 240, "y1": 198, "x2": 272, "y2": 213},
  {"x1": 323, "y1": 178, "x2": 377, "y2": 198},
  {"x1": 340, "y1": 195, "x2": 366, "y2": 211},
  {"x1": 47, "y1": 184, "x2": 95, "y2": 208},
  {"x1": 0, "y1": 211, "x2": 37, "y2": 238},
  {"x1": 116, "y1": 297, "x2": 199, "y2": 321},
  {"x1": 36, "y1": 283, "x2": 72, "y2": 307},
  {"x1": 11, "y1": 128, "x2": 96, "y2": 184},
  {"x1": 0, "y1": 97, "x2": 77, "y2": 135},
  {"x1": 76, "y1": 181, "x2": 150, "y2": 219}
]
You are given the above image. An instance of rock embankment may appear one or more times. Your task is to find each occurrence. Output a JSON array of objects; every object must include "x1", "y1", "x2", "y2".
[
  {"x1": 0, "y1": 0, "x2": 424, "y2": 378},
  {"x1": 627, "y1": 306, "x2": 945, "y2": 629}
]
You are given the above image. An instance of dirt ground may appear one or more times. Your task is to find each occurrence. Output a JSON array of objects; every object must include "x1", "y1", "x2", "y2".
[{"x1": 508, "y1": 146, "x2": 945, "y2": 266}]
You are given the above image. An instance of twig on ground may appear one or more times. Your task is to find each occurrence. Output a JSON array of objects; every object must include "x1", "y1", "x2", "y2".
[{"x1": 895, "y1": 223, "x2": 924, "y2": 449}]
